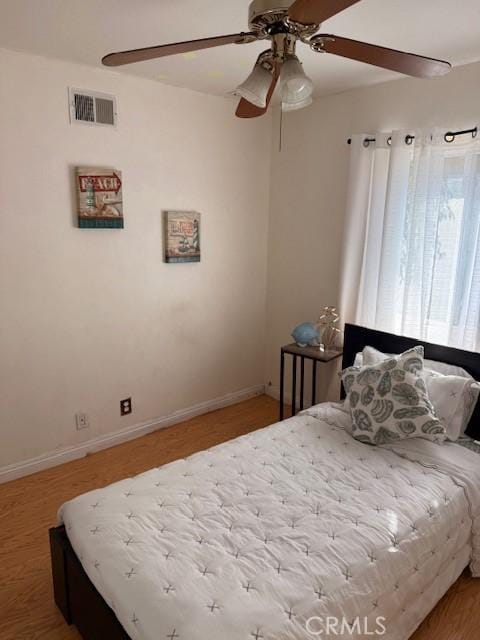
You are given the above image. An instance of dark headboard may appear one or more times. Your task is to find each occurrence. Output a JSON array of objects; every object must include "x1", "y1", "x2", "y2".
[{"x1": 342, "y1": 323, "x2": 480, "y2": 440}]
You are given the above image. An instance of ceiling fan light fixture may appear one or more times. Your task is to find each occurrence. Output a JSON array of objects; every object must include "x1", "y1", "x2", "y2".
[
  {"x1": 280, "y1": 54, "x2": 313, "y2": 111},
  {"x1": 234, "y1": 62, "x2": 273, "y2": 108},
  {"x1": 282, "y1": 94, "x2": 313, "y2": 112},
  {"x1": 101, "y1": 0, "x2": 452, "y2": 120}
]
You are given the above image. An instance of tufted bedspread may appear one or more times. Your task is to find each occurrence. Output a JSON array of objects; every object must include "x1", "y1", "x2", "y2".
[{"x1": 59, "y1": 403, "x2": 480, "y2": 640}]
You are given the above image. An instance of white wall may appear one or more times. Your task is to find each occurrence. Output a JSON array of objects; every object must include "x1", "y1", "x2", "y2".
[
  {"x1": 0, "y1": 48, "x2": 272, "y2": 472},
  {"x1": 3, "y1": 46, "x2": 480, "y2": 475},
  {"x1": 265, "y1": 60, "x2": 480, "y2": 403}
]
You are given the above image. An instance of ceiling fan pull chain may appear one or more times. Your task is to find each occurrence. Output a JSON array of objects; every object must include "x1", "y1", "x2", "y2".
[{"x1": 279, "y1": 106, "x2": 283, "y2": 153}]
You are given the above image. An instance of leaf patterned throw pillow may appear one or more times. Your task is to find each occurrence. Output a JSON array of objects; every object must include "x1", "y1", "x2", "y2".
[{"x1": 341, "y1": 347, "x2": 446, "y2": 446}]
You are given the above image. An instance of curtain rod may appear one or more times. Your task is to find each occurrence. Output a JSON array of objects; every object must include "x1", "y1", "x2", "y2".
[{"x1": 347, "y1": 126, "x2": 478, "y2": 147}]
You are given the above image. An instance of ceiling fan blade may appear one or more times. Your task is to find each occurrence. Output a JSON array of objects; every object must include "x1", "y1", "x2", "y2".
[
  {"x1": 236, "y1": 64, "x2": 280, "y2": 119},
  {"x1": 311, "y1": 34, "x2": 451, "y2": 78},
  {"x1": 236, "y1": 98, "x2": 266, "y2": 119},
  {"x1": 102, "y1": 32, "x2": 257, "y2": 66},
  {"x1": 288, "y1": 0, "x2": 361, "y2": 25}
]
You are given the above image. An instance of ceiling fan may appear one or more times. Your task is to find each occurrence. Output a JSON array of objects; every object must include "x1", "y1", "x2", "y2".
[{"x1": 102, "y1": 0, "x2": 451, "y2": 118}]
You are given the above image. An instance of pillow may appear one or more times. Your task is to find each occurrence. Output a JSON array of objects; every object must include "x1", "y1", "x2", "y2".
[
  {"x1": 464, "y1": 382, "x2": 480, "y2": 433},
  {"x1": 361, "y1": 345, "x2": 479, "y2": 439},
  {"x1": 425, "y1": 373, "x2": 480, "y2": 440},
  {"x1": 362, "y1": 345, "x2": 473, "y2": 380},
  {"x1": 341, "y1": 347, "x2": 446, "y2": 446}
]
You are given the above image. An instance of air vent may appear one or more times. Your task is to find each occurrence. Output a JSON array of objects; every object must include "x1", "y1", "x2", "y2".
[{"x1": 69, "y1": 88, "x2": 117, "y2": 127}]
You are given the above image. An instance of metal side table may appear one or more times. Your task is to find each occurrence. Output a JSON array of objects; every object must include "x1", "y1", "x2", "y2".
[{"x1": 280, "y1": 344, "x2": 343, "y2": 420}]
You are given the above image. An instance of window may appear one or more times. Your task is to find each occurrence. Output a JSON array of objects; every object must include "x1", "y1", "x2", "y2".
[{"x1": 346, "y1": 131, "x2": 480, "y2": 352}]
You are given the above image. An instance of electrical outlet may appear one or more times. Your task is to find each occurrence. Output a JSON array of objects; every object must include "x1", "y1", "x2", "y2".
[
  {"x1": 75, "y1": 413, "x2": 89, "y2": 430},
  {"x1": 120, "y1": 397, "x2": 132, "y2": 416}
]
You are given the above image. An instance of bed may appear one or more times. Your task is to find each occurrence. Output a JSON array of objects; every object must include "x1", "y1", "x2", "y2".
[{"x1": 50, "y1": 324, "x2": 480, "y2": 640}]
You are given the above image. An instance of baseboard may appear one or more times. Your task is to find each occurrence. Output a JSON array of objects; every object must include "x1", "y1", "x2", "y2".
[
  {"x1": 266, "y1": 385, "x2": 286, "y2": 403},
  {"x1": 0, "y1": 385, "x2": 265, "y2": 484},
  {"x1": 266, "y1": 385, "x2": 305, "y2": 408},
  {"x1": 266, "y1": 386, "x2": 337, "y2": 410}
]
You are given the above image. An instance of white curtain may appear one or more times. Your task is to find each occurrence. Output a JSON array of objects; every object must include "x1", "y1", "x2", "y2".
[{"x1": 340, "y1": 127, "x2": 480, "y2": 352}]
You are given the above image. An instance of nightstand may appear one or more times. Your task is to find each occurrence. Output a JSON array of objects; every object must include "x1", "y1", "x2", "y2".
[{"x1": 280, "y1": 343, "x2": 343, "y2": 420}]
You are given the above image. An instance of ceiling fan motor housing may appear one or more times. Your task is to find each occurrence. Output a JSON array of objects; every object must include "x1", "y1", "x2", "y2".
[{"x1": 248, "y1": 0, "x2": 319, "y2": 38}]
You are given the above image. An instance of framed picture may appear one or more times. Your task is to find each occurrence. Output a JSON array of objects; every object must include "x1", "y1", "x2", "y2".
[
  {"x1": 76, "y1": 167, "x2": 123, "y2": 229},
  {"x1": 163, "y1": 211, "x2": 201, "y2": 263}
]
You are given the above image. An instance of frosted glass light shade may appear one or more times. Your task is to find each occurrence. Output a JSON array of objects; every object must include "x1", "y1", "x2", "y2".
[
  {"x1": 282, "y1": 94, "x2": 313, "y2": 112},
  {"x1": 235, "y1": 64, "x2": 273, "y2": 108},
  {"x1": 281, "y1": 55, "x2": 313, "y2": 112}
]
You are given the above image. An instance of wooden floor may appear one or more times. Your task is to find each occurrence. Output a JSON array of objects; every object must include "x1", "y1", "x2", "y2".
[{"x1": 0, "y1": 395, "x2": 478, "y2": 640}]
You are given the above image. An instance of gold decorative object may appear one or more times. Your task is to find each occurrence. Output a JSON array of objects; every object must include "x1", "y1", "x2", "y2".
[{"x1": 317, "y1": 306, "x2": 341, "y2": 352}]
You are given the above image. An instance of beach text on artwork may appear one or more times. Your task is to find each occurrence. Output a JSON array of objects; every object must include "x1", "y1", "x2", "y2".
[{"x1": 76, "y1": 167, "x2": 124, "y2": 229}]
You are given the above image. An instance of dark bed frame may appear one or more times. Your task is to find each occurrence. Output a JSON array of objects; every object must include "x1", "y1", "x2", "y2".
[{"x1": 50, "y1": 324, "x2": 480, "y2": 639}]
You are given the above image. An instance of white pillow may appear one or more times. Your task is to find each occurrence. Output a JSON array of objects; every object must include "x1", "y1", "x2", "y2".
[
  {"x1": 361, "y1": 346, "x2": 479, "y2": 440},
  {"x1": 362, "y1": 345, "x2": 473, "y2": 380},
  {"x1": 353, "y1": 352, "x2": 363, "y2": 367},
  {"x1": 424, "y1": 360, "x2": 473, "y2": 379},
  {"x1": 425, "y1": 374, "x2": 480, "y2": 440}
]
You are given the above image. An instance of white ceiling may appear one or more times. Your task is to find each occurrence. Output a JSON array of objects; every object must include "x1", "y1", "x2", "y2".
[{"x1": 2, "y1": 0, "x2": 480, "y2": 98}]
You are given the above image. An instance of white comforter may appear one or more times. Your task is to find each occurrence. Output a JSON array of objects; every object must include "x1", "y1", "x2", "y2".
[{"x1": 59, "y1": 403, "x2": 480, "y2": 640}]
